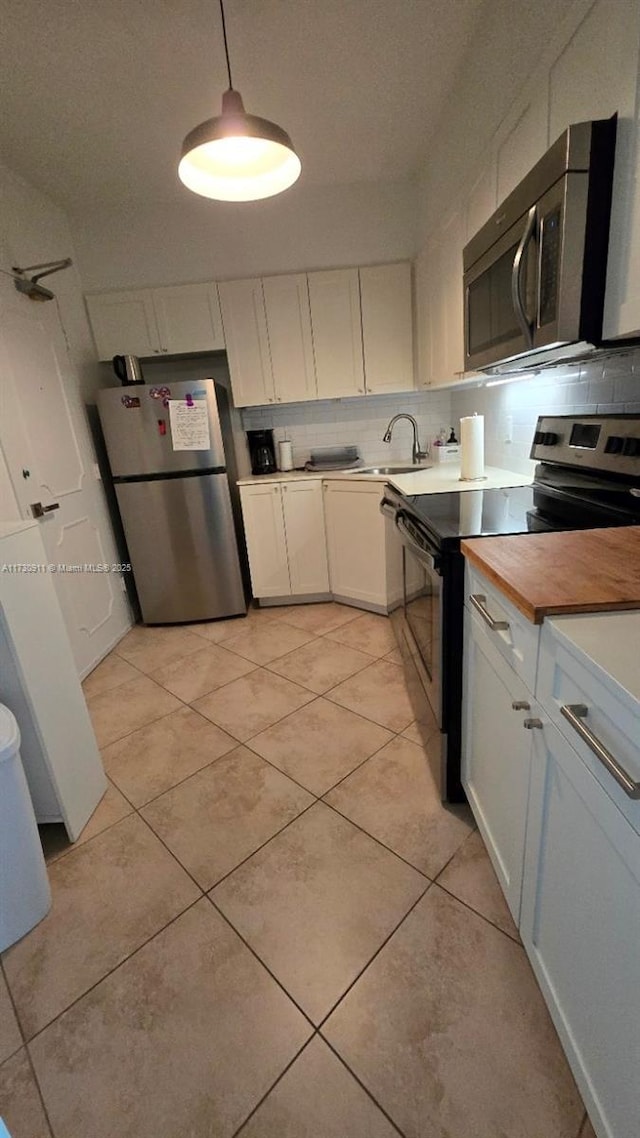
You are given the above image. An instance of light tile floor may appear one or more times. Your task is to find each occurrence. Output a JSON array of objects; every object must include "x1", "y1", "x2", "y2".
[{"x1": 0, "y1": 602, "x2": 592, "y2": 1138}]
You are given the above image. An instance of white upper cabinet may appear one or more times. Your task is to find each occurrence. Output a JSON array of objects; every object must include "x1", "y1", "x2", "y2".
[
  {"x1": 152, "y1": 283, "x2": 224, "y2": 354},
  {"x1": 261, "y1": 274, "x2": 317, "y2": 403},
  {"x1": 359, "y1": 262, "x2": 414, "y2": 395},
  {"x1": 465, "y1": 161, "x2": 497, "y2": 243},
  {"x1": 85, "y1": 289, "x2": 161, "y2": 360},
  {"x1": 86, "y1": 282, "x2": 225, "y2": 360},
  {"x1": 218, "y1": 278, "x2": 276, "y2": 407},
  {"x1": 308, "y1": 269, "x2": 366, "y2": 399},
  {"x1": 427, "y1": 209, "x2": 465, "y2": 387},
  {"x1": 495, "y1": 95, "x2": 548, "y2": 204}
]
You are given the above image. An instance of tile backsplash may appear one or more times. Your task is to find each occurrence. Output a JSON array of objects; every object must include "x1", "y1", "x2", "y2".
[
  {"x1": 450, "y1": 349, "x2": 640, "y2": 475},
  {"x1": 241, "y1": 389, "x2": 454, "y2": 468}
]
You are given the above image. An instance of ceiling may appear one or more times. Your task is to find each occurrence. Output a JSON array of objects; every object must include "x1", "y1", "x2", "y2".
[{"x1": 0, "y1": 0, "x2": 484, "y2": 212}]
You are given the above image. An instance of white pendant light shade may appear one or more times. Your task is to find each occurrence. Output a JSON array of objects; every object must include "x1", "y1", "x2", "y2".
[{"x1": 179, "y1": 88, "x2": 301, "y2": 201}]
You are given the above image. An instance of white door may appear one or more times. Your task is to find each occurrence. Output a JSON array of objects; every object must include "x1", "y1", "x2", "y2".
[
  {"x1": 153, "y1": 282, "x2": 225, "y2": 354},
  {"x1": 218, "y1": 279, "x2": 275, "y2": 407},
  {"x1": 239, "y1": 483, "x2": 290, "y2": 598},
  {"x1": 262, "y1": 274, "x2": 317, "y2": 403},
  {"x1": 324, "y1": 481, "x2": 387, "y2": 606},
  {"x1": 0, "y1": 274, "x2": 131, "y2": 676},
  {"x1": 85, "y1": 289, "x2": 161, "y2": 360},
  {"x1": 308, "y1": 269, "x2": 365, "y2": 399},
  {"x1": 360, "y1": 263, "x2": 414, "y2": 395},
  {"x1": 281, "y1": 481, "x2": 329, "y2": 595}
]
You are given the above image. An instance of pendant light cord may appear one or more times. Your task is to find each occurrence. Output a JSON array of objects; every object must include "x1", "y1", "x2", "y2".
[{"x1": 219, "y1": 0, "x2": 234, "y2": 89}]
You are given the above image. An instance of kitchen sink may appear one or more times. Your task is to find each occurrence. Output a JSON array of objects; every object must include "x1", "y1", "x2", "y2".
[{"x1": 353, "y1": 464, "x2": 432, "y2": 475}]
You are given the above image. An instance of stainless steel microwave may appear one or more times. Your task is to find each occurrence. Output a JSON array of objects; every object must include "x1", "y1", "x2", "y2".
[{"x1": 463, "y1": 116, "x2": 617, "y2": 374}]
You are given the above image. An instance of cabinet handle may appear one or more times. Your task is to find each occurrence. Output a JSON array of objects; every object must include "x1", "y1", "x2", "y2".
[
  {"x1": 560, "y1": 704, "x2": 640, "y2": 799},
  {"x1": 469, "y1": 593, "x2": 509, "y2": 631},
  {"x1": 268, "y1": 398, "x2": 274, "y2": 403},
  {"x1": 523, "y1": 718, "x2": 543, "y2": 730},
  {"x1": 273, "y1": 486, "x2": 280, "y2": 493},
  {"x1": 282, "y1": 486, "x2": 287, "y2": 492},
  {"x1": 511, "y1": 700, "x2": 530, "y2": 711},
  {"x1": 358, "y1": 388, "x2": 364, "y2": 394}
]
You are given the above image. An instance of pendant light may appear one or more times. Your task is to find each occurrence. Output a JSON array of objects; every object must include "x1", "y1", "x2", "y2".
[{"x1": 178, "y1": 0, "x2": 301, "y2": 201}]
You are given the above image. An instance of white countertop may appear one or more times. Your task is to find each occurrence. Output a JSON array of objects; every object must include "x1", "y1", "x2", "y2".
[
  {"x1": 547, "y1": 611, "x2": 640, "y2": 706},
  {"x1": 237, "y1": 465, "x2": 532, "y2": 494}
]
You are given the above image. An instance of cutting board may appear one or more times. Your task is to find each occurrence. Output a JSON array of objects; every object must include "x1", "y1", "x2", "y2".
[{"x1": 461, "y1": 526, "x2": 640, "y2": 624}]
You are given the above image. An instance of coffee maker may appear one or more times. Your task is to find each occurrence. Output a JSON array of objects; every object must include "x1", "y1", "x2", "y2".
[{"x1": 247, "y1": 429, "x2": 277, "y2": 475}]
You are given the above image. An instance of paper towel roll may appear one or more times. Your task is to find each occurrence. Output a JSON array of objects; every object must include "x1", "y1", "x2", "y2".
[
  {"x1": 277, "y1": 440, "x2": 293, "y2": 471},
  {"x1": 460, "y1": 415, "x2": 485, "y2": 480}
]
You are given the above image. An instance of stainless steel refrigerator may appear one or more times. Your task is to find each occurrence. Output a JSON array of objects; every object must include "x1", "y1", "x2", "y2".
[{"x1": 97, "y1": 378, "x2": 248, "y2": 624}]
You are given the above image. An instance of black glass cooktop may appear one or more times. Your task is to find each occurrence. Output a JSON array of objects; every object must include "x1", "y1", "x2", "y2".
[{"x1": 401, "y1": 484, "x2": 538, "y2": 546}]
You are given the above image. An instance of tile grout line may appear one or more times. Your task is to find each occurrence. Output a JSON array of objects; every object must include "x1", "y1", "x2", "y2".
[
  {"x1": 318, "y1": 1035, "x2": 408, "y2": 1138},
  {"x1": 204, "y1": 893, "x2": 318, "y2": 1032},
  {"x1": 229, "y1": 1034, "x2": 320, "y2": 1137},
  {"x1": 21, "y1": 894, "x2": 205, "y2": 1051},
  {"x1": 314, "y1": 880, "x2": 434, "y2": 1035}
]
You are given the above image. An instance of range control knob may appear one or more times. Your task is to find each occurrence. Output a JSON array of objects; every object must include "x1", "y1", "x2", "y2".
[
  {"x1": 605, "y1": 435, "x2": 625, "y2": 454},
  {"x1": 623, "y1": 437, "x2": 640, "y2": 457},
  {"x1": 542, "y1": 432, "x2": 558, "y2": 446}
]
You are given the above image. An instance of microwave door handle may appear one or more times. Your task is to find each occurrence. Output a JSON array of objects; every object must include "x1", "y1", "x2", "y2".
[{"x1": 511, "y1": 204, "x2": 537, "y2": 348}]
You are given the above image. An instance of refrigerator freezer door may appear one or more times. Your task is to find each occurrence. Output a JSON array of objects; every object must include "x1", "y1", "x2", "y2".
[
  {"x1": 97, "y1": 377, "x2": 225, "y2": 477},
  {"x1": 115, "y1": 472, "x2": 247, "y2": 623}
]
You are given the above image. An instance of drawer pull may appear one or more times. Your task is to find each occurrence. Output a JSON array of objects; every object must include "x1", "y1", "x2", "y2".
[
  {"x1": 469, "y1": 593, "x2": 509, "y2": 632},
  {"x1": 512, "y1": 700, "x2": 530, "y2": 711},
  {"x1": 560, "y1": 704, "x2": 640, "y2": 800},
  {"x1": 523, "y1": 718, "x2": 543, "y2": 730}
]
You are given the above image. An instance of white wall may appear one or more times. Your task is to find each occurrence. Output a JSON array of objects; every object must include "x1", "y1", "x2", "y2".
[{"x1": 72, "y1": 180, "x2": 418, "y2": 292}]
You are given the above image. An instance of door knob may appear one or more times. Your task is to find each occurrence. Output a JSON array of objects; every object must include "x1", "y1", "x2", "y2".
[{"x1": 30, "y1": 501, "x2": 60, "y2": 518}]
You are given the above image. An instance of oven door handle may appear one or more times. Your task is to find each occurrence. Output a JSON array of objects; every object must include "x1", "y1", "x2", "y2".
[
  {"x1": 395, "y1": 512, "x2": 440, "y2": 572},
  {"x1": 511, "y1": 204, "x2": 536, "y2": 349}
]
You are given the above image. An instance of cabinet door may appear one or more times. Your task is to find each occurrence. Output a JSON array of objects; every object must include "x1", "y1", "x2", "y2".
[
  {"x1": 359, "y1": 262, "x2": 414, "y2": 394},
  {"x1": 308, "y1": 269, "x2": 365, "y2": 399},
  {"x1": 218, "y1": 280, "x2": 275, "y2": 407},
  {"x1": 281, "y1": 481, "x2": 329, "y2": 595},
  {"x1": 423, "y1": 208, "x2": 465, "y2": 388},
  {"x1": 262, "y1": 274, "x2": 317, "y2": 403},
  {"x1": 324, "y1": 481, "x2": 387, "y2": 606},
  {"x1": 521, "y1": 718, "x2": 640, "y2": 1138},
  {"x1": 239, "y1": 484, "x2": 290, "y2": 598},
  {"x1": 413, "y1": 248, "x2": 431, "y2": 390},
  {"x1": 462, "y1": 605, "x2": 533, "y2": 923},
  {"x1": 85, "y1": 290, "x2": 161, "y2": 360},
  {"x1": 153, "y1": 283, "x2": 225, "y2": 354}
]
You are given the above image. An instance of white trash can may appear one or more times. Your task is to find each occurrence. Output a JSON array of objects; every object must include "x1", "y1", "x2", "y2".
[{"x1": 0, "y1": 704, "x2": 51, "y2": 952}]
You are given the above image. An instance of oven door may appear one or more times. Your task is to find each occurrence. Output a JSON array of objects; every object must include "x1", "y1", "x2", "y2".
[{"x1": 395, "y1": 511, "x2": 443, "y2": 728}]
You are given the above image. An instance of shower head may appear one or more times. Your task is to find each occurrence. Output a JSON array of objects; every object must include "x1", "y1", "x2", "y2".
[
  {"x1": 14, "y1": 278, "x2": 55, "y2": 302},
  {"x1": 12, "y1": 258, "x2": 72, "y2": 302}
]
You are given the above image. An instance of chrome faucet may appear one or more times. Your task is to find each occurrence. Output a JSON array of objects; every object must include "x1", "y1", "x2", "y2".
[{"x1": 382, "y1": 414, "x2": 429, "y2": 464}]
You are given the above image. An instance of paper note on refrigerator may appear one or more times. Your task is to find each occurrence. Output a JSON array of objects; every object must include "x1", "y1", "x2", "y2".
[{"x1": 168, "y1": 400, "x2": 211, "y2": 451}]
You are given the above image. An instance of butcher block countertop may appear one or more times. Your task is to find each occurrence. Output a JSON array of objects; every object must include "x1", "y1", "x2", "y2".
[{"x1": 461, "y1": 526, "x2": 640, "y2": 624}]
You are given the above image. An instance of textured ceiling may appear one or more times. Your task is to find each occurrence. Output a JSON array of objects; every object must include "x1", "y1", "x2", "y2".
[{"x1": 0, "y1": 0, "x2": 484, "y2": 210}]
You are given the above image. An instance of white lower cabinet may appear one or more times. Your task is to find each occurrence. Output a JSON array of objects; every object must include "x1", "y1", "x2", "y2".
[
  {"x1": 462, "y1": 604, "x2": 534, "y2": 923},
  {"x1": 323, "y1": 480, "x2": 390, "y2": 608},
  {"x1": 239, "y1": 480, "x2": 328, "y2": 600},
  {"x1": 463, "y1": 566, "x2": 640, "y2": 1138},
  {"x1": 521, "y1": 715, "x2": 640, "y2": 1138}
]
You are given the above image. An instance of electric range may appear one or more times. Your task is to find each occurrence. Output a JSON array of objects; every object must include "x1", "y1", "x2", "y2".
[{"x1": 381, "y1": 413, "x2": 640, "y2": 802}]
